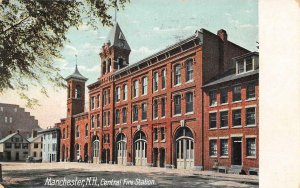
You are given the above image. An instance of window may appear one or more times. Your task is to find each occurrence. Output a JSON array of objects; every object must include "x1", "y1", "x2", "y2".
[
  {"x1": 91, "y1": 96, "x2": 95, "y2": 109},
  {"x1": 76, "y1": 126, "x2": 80, "y2": 137},
  {"x1": 85, "y1": 124, "x2": 88, "y2": 137},
  {"x1": 115, "y1": 87, "x2": 120, "y2": 102},
  {"x1": 246, "y1": 107, "x2": 256, "y2": 125},
  {"x1": 132, "y1": 105, "x2": 138, "y2": 122},
  {"x1": 161, "y1": 98, "x2": 166, "y2": 117},
  {"x1": 103, "y1": 90, "x2": 107, "y2": 106},
  {"x1": 15, "y1": 143, "x2": 20, "y2": 149},
  {"x1": 153, "y1": 99, "x2": 158, "y2": 119},
  {"x1": 246, "y1": 138, "x2": 256, "y2": 157},
  {"x1": 115, "y1": 109, "x2": 120, "y2": 124},
  {"x1": 220, "y1": 87, "x2": 228, "y2": 104},
  {"x1": 209, "y1": 90, "x2": 217, "y2": 106},
  {"x1": 154, "y1": 128, "x2": 158, "y2": 141},
  {"x1": 220, "y1": 111, "x2": 228, "y2": 128},
  {"x1": 97, "y1": 114, "x2": 100, "y2": 127},
  {"x1": 220, "y1": 139, "x2": 228, "y2": 156},
  {"x1": 161, "y1": 127, "x2": 165, "y2": 140},
  {"x1": 107, "y1": 58, "x2": 111, "y2": 72},
  {"x1": 209, "y1": 139, "x2": 217, "y2": 156},
  {"x1": 186, "y1": 60, "x2": 193, "y2": 82},
  {"x1": 174, "y1": 95, "x2": 181, "y2": 115},
  {"x1": 209, "y1": 113, "x2": 217, "y2": 129},
  {"x1": 246, "y1": 82, "x2": 256, "y2": 99},
  {"x1": 93, "y1": 140, "x2": 100, "y2": 157},
  {"x1": 122, "y1": 108, "x2": 127, "y2": 123},
  {"x1": 246, "y1": 58, "x2": 253, "y2": 72},
  {"x1": 33, "y1": 143, "x2": 39, "y2": 148},
  {"x1": 4, "y1": 116, "x2": 7, "y2": 123},
  {"x1": 22, "y1": 143, "x2": 28, "y2": 149},
  {"x1": 186, "y1": 92, "x2": 193, "y2": 113},
  {"x1": 142, "y1": 77, "x2": 148, "y2": 95},
  {"x1": 232, "y1": 85, "x2": 241, "y2": 102},
  {"x1": 91, "y1": 115, "x2": 94, "y2": 128},
  {"x1": 33, "y1": 152, "x2": 37, "y2": 157},
  {"x1": 108, "y1": 89, "x2": 110, "y2": 104},
  {"x1": 232, "y1": 109, "x2": 241, "y2": 127},
  {"x1": 97, "y1": 94, "x2": 100, "y2": 108},
  {"x1": 174, "y1": 64, "x2": 181, "y2": 85},
  {"x1": 162, "y1": 69, "x2": 166, "y2": 89},
  {"x1": 153, "y1": 72, "x2": 158, "y2": 91},
  {"x1": 123, "y1": 84, "x2": 128, "y2": 100},
  {"x1": 237, "y1": 60, "x2": 244, "y2": 74},
  {"x1": 9, "y1": 117, "x2": 12, "y2": 123},
  {"x1": 5, "y1": 143, "x2": 11, "y2": 149},
  {"x1": 103, "y1": 112, "x2": 106, "y2": 127},
  {"x1": 102, "y1": 61, "x2": 106, "y2": 75},
  {"x1": 142, "y1": 103, "x2": 147, "y2": 120},
  {"x1": 107, "y1": 111, "x2": 110, "y2": 126},
  {"x1": 75, "y1": 85, "x2": 81, "y2": 98},
  {"x1": 133, "y1": 80, "x2": 139, "y2": 98}
]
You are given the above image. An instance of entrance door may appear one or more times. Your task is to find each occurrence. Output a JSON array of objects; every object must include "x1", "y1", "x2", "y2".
[
  {"x1": 84, "y1": 144, "x2": 88, "y2": 162},
  {"x1": 7, "y1": 151, "x2": 11, "y2": 161},
  {"x1": 117, "y1": 141, "x2": 127, "y2": 165},
  {"x1": 15, "y1": 152, "x2": 19, "y2": 161},
  {"x1": 159, "y1": 148, "x2": 165, "y2": 167},
  {"x1": 232, "y1": 137, "x2": 242, "y2": 165},
  {"x1": 176, "y1": 139, "x2": 194, "y2": 169},
  {"x1": 153, "y1": 148, "x2": 158, "y2": 167},
  {"x1": 135, "y1": 141, "x2": 147, "y2": 166}
]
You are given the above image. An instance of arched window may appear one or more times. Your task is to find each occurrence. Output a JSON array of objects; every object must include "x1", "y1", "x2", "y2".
[
  {"x1": 186, "y1": 92, "x2": 194, "y2": 113},
  {"x1": 76, "y1": 125, "x2": 80, "y2": 138},
  {"x1": 186, "y1": 60, "x2": 193, "y2": 82},
  {"x1": 85, "y1": 124, "x2": 88, "y2": 137},
  {"x1": 174, "y1": 64, "x2": 181, "y2": 85},
  {"x1": 75, "y1": 85, "x2": 81, "y2": 98}
]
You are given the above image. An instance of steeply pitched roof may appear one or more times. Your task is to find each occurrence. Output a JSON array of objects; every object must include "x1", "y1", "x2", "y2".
[
  {"x1": 0, "y1": 132, "x2": 21, "y2": 143},
  {"x1": 27, "y1": 134, "x2": 42, "y2": 143},
  {"x1": 106, "y1": 22, "x2": 131, "y2": 51},
  {"x1": 65, "y1": 64, "x2": 88, "y2": 81}
]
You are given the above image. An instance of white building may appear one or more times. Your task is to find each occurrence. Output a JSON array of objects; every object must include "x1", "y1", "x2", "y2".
[
  {"x1": 38, "y1": 127, "x2": 60, "y2": 162},
  {"x1": 27, "y1": 130, "x2": 43, "y2": 161}
]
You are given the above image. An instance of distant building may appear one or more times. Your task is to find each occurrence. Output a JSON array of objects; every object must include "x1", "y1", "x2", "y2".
[
  {"x1": 27, "y1": 130, "x2": 43, "y2": 161},
  {"x1": 0, "y1": 131, "x2": 29, "y2": 161},
  {"x1": 38, "y1": 127, "x2": 60, "y2": 162},
  {"x1": 0, "y1": 103, "x2": 41, "y2": 139}
]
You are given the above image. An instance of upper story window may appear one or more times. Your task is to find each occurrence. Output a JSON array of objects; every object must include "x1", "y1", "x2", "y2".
[
  {"x1": 186, "y1": 92, "x2": 194, "y2": 113},
  {"x1": 232, "y1": 109, "x2": 241, "y2": 127},
  {"x1": 122, "y1": 108, "x2": 127, "y2": 124},
  {"x1": 103, "y1": 112, "x2": 106, "y2": 127},
  {"x1": 209, "y1": 90, "x2": 217, "y2": 106},
  {"x1": 107, "y1": 58, "x2": 111, "y2": 72},
  {"x1": 153, "y1": 72, "x2": 158, "y2": 92},
  {"x1": 107, "y1": 89, "x2": 110, "y2": 104},
  {"x1": 107, "y1": 111, "x2": 110, "y2": 126},
  {"x1": 246, "y1": 82, "x2": 256, "y2": 100},
  {"x1": 236, "y1": 57, "x2": 254, "y2": 74},
  {"x1": 153, "y1": 99, "x2": 158, "y2": 119},
  {"x1": 91, "y1": 96, "x2": 95, "y2": 109},
  {"x1": 161, "y1": 127, "x2": 165, "y2": 140},
  {"x1": 132, "y1": 105, "x2": 138, "y2": 122},
  {"x1": 76, "y1": 125, "x2": 80, "y2": 138},
  {"x1": 220, "y1": 111, "x2": 228, "y2": 128},
  {"x1": 154, "y1": 128, "x2": 158, "y2": 141},
  {"x1": 174, "y1": 95, "x2": 181, "y2": 115},
  {"x1": 97, "y1": 94, "x2": 100, "y2": 108},
  {"x1": 209, "y1": 113, "x2": 217, "y2": 129},
  {"x1": 133, "y1": 80, "x2": 139, "y2": 98},
  {"x1": 75, "y1": 85, "x2": 81, "y2": 98},
  {"x1": 232, "y1": 85, "x2": 241, "y2": 102},
  {"x1": 161, "y1": 98, "x2": 166, "y2": 117},
  {"x1": 115, "y1": 86, "x2": 120, "y2": 102},
  {"x1": 174, "y1": 64, "x2": 181, "y2": 85},
  {"x1": 85, "y1": 124, "x2": 88, "y2": 137},
  {"x1": 102, "y1": 90, "x2": 107, "y2": 106},
  {"x1": 186, "y1": 60, "x2": 193, "y2": 82},
  {"x1": 142, "y1": 103, "x2": 147, "y2": 120},
  {"x1": 91, "y1": 115, "x2": 94, "y2": 128},
  {"x1": 162, "y1": 69, "x2": 166, "y2": 89},
  {"x1": 115, "y1": 109, "x2": 120, "y2": 124},
  {"x1": 246, "y1": 107, "x2": 256, "y2": 126},
  {"x1": 220, "y1": 87, "x2": 228, "y2": 104},
  {"x1": 142, "y1": 77, "x2": 148, "y2": 95},
  {"x1": 97, "y1": 114, "x2": 100, "y2": 127},
  {"x1": 123, "y1": 84, "x2": 128, "y2": 101}
]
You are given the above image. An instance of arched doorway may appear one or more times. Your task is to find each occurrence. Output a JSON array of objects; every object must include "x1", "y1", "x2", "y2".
[
  {"x1": 92, "y1": 137, "x2": 100, "y2": 164},
  {"x1": 175, "y1": 127, "x2": 194, "y2": 169},
  {"x1": 116, "y1": 133, "x2": 127, "y2": 165},
  {"x1": 74, "y1": 144, "x2": 80, "y2": 162},
  {"x1": 84, "y1": 143, "x2": 88, "y2": 162},
  {"x1": 134, "y1": 131, "x2": 147, "y2": 166},
  {"x1": 62, "y1": 145, "x2": 65, "y2": 162}
]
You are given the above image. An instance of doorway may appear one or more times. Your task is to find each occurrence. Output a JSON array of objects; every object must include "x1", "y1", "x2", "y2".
[
  {"x1": 159, "y1": 148, "x2": 165, "y2": 167},
  {"x1": 15, "y1": 152, "x2": 19, "y2": 161},
  {"x1": 232, "y1": 137, "x2": 242, "y2": 165},
  {"x1": 153, "y1": 148, "x2": 158, "y2": 167}
]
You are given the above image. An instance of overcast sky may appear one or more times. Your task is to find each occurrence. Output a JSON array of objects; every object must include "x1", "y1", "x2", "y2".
[{"x1": 0, "y1": 0, "x2": 258, "y2": 128}]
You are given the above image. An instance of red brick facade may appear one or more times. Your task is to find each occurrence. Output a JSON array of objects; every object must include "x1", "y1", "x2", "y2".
[{"x1": 56, "y1": 23, "x2": 258, "y2": 173}]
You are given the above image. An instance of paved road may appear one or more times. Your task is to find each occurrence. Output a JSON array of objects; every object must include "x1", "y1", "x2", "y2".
[{"x1": 1, "y1": 163, "x2": 258, "y2": 188}]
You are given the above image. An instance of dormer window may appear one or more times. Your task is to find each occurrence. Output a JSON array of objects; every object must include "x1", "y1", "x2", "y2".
[{"x1": 236, "y1": 57, "x2": 254, "y2": 74}]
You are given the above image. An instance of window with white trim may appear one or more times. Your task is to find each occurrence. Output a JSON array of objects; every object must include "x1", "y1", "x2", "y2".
[
  {"x1": 142, "y1": 77, "x2": 148, "y2": 95},
  {"x1": 174, "y1": 64, "x2": 181, "y2": 85},
  {"x1": 246, "y1": 138, "x2": 256, "y2": 157},
  {"x1": 133, "y1": 80, "x2": 138, "y2": 98},
  {"x1": 186, "y1": 60, "x2": 193, "y2": 82},
  {"x1": 142, "y1": 103, "x2": 147, "y2": 120},
  {"x1": 209, "y1": 139, "x2": 217, "y2": 156},
  {"x1": 246, "y1": 82, "x2": 256, "y2": 99},
  {"x1": 161, "y1": 98, "x2": 166, "y2": 117},
  {"x1": 209, "y1": 90, "x2": 217, "y2": 106},
  {"x1": 122, "y1": 108, "x2": 127, "y2": 123},
  {"x1": 220, "y1": 111, "x2": 228, "y2": 128},
  {"x1": 186, "y1": 92, "x2": 193, "y2": 113},
  {"x1": 123, "y1": 84, "x2": 128, "y2": 100},
  {"x1": 174, "y1": 95, "x2": 181, "y2": 115},
  {"x1": 90, "y1": 96, "x2": 95, "y2": 110},
  {"x1": 115, "y1": 109, "x2": 120, "y2": 124},
  {"x1": 220, "y1": 87, "x2": 228, "y2": 104},
  {"x1": 162, "y1": 69, "x2": 166, "y2": 89},
  {"x1": 115, "y1": 87, "x2": 120, "y2": 102},
  {"x1": 132, "y1": 105, "x2": 138, "y2": 122},
  {"x1": 232, "y1": 109, "x2": 241, "y2": 127},
  {"x1": 97, "y1": 114, "x2": 100, "y2": 127},
  {"x1": 153, "y1": 72, "x2": 158, "y2": 92},
  {"x1": 153, "y1": 99, "x2": 158, "y2": 119},
  {"x1": 232, "y1": 85, "x2": 241, "y2": 102},
  {"x1": 220, "y1": 139, "x2": 228, "y2": 156},
  {"x1": 246, "y1": 107, "x2": 256, "y2": 125},
  {"x1": 91, "y1": 115, "x2": 94, "y2": 128},
  {"x1": 209, "y1": 113, "x2": 217, "y2": 129}
]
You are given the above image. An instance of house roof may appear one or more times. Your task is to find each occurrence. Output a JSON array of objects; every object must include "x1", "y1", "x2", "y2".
[
  {"x1": 203, "y1": 69, "x2": 259, "y2": 88},
  {"x1": 38, "y1": 127, "x2": 60, "y2": 134},
  {"x1": 106, "y1": 22, "x2": 131, "y2": 51},
  {"x1": 65, "y1": 64, "x2": 88, "y2": 81},
  {"x1": 27, "y1": 134, "x2": 42, "y2": 143},
  {"x1": 0, "y1": 132, "x2": 28, "y2": 143}
]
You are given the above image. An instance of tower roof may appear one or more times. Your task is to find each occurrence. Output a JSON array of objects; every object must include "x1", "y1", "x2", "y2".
[
  {"x1": 65, "y1": 64, "x2": 88, "y2": 81},
  {"x1": 106, "y1": 22, "x2": 131, "y2": 51}
]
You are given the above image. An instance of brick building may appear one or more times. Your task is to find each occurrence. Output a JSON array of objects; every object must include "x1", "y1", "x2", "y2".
[{"x1": 56, "y1": 22, "x2": 258, "y2": 172}]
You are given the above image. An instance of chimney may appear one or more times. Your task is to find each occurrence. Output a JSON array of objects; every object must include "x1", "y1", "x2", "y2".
[
  {"x1": 16, "y1": 130, "x2": 19, "y2": 134},
  {"x1": 32, "y1": 129, "x2": 37, "y2": 138},
  {"x1": 217, "y1": 29, "x2": 227, "y2": 42}
]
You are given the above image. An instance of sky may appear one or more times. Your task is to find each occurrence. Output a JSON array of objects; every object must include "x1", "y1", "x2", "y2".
[{"x1": 0, "y1": 0, "x2": 258, "y2": 129}]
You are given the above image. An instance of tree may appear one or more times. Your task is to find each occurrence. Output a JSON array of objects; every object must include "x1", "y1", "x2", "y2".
[{"x1": 0, "y1": 0, "x2": 129, "y2": 107}]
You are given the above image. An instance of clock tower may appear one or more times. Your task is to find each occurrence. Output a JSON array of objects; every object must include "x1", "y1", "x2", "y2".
[{"x1": 100, "y1": 22, "x2": 131, "y2": 79}]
